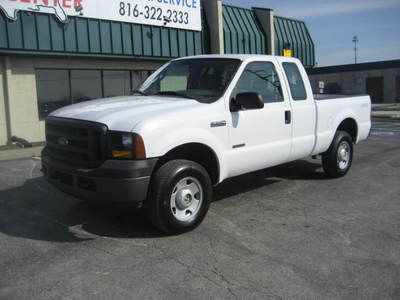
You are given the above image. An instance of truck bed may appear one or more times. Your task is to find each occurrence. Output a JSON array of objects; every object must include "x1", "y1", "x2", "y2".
[{"x1": 312, "y1": 94, "x2": 371, "y2": 155}]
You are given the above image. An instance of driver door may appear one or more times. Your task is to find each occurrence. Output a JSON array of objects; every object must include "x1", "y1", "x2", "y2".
[{"x1": 226, "y1": 60, "x2": 293, "y2": 178}]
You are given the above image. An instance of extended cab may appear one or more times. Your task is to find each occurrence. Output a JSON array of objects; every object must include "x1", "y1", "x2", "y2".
[{"x1": 42, "y1": 55, "x2": 371, "y2": 233}]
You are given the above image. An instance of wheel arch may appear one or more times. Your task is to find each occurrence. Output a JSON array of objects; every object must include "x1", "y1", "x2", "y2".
[
  {"x1": 153, "y1": 143, "x2": 221, "y2": 185},
  {"x1": 336, "y1": 117, "x2": 358, "y2": 143}
]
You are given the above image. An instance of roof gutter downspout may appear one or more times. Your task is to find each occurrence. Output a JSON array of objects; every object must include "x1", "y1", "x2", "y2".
[
  {"x1": 253, "y1": 7, "x2": 275, "y2": 55},
  {"x1": 2, "y1": 56, "x2": 12, "y2": 145}
]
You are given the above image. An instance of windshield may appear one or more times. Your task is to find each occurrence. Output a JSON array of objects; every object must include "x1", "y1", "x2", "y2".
[{"x1": 138, "y1": 58, "x2": 241, "y2": 103}]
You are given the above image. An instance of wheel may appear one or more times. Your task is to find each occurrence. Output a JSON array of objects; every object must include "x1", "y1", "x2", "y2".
[
  {"x1": 322, "y1": 131, "x2": 353, "y2": 178},
  {"x1": 146, "y1": 159, "x2": 212, "y2": 234}
]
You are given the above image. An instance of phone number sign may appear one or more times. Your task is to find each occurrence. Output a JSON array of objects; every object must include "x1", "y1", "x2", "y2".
[{"x1": 0, "y1": 0, "x2": 202, "y2": 31}]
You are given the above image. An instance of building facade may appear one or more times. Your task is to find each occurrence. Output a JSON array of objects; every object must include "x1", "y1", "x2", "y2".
[
  {"x1": 308, "y1": 60, "x2": 400, "y2": 103},
  {"x1": 0, "y1": 0, "x2": 315, "y2": 146}
]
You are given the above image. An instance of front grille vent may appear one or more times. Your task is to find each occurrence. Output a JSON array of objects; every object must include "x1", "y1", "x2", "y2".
[{"x1": 45, "y1": 117, "x2": 107, "y2": 168}]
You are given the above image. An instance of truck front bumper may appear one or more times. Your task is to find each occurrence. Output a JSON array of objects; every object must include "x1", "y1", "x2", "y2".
[{"x1": 41, "y1": 154, "x2": 158, "y2": 203}]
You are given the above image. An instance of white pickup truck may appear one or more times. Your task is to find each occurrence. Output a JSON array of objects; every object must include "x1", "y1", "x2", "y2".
[{"x1": 42, "y1": 55, "x2": 371, "y2": 233}]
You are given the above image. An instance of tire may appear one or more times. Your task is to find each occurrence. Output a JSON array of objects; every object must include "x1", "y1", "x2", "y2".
[
  {"x1": 322, "y1": 130, "x2": 354, "y2": 178},
  {"x1": 146, "y1": 159, "x2": 212, "y2": 234}
]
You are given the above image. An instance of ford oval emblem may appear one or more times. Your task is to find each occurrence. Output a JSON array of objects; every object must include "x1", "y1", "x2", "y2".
[{"x1": 57, "y1": 137, "x2": 69, "y2": 146}]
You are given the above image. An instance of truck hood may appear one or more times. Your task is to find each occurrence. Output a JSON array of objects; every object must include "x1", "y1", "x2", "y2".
[{"x1": 50, "y1": 95, "x2": 202, "y2": 132}]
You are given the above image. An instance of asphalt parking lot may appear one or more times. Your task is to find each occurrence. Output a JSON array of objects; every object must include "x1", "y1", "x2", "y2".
[{"x1": 1, "y1": 119, "x2": 399, "y2": 300}]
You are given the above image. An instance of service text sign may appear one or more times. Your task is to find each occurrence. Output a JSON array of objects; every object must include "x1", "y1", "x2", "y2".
[{"x1": 0, "y1": 0, "x2": 202, "y2": 31}]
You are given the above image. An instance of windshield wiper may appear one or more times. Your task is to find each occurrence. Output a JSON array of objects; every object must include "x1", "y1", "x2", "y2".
[
  {"x1": 152, "y1": 91, "x2": 197, "y2": 100},
  {"x1": 130, "y1": 90, "x2": 148, "y2": 96}
]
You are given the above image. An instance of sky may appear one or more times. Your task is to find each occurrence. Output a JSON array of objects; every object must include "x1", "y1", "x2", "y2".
[{"x1": 223, "y1": 0, "x2": 400, "y2": 67}]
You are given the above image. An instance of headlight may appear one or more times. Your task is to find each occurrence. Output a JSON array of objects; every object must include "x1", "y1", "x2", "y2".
[
  {"x1": 107, "y1": 131, "x2": 146, "y2": 160},
  {"x1": 122, "y1": 134, "x2": 133, "y2": 148}
]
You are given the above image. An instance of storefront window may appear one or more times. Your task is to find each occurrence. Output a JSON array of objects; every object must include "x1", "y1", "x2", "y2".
[
  {"x1": 36, "y1": 69, "x2": 70, "y2": 120},
  {"x1": 36, "y1": 68, "x2": 153, "y2": 120},
  {"x1": 103, "y1": 70, "x2": 131, "y2": 97},
  {"x1": 131, "y1": 70, "x2": 151, "y2": 91},
  {"x1": 71, "y1": 70, "x2": 102, "y2": 103}
]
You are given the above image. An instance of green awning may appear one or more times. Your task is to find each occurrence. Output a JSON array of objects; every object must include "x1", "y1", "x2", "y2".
[
  {"x1": 0, "y1": 10, "x2": 209, "y2": 59},
  {"x1": 274, "y1": 16, "x2": 315, "y2": 67},
  {"x1": 222, "y1": 5, "x2": 266, "y2": 55}
]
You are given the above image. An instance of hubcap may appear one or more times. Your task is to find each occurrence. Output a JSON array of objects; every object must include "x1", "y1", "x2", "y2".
[
  {"x1": 170, "y1": 177, "x2": 203, "y2": 222},
  {"x1": 337, "y1": 141, "x2": 351, "y2": 170}
]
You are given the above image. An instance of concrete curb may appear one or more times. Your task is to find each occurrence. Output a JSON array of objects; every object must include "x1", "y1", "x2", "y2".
[
  {"x1": 0, "y1": 146, "x2": 43, "y2": 161},
  {"x1": 371, "y1": 112, "x2": 400, "y2": 119},
  {"x1": 371, "y1": 104, "x2": 400, "y2": 111}
]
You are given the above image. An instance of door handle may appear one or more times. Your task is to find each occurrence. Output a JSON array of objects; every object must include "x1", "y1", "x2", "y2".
[{"x1": 285, "y1": 110, "x2": 291, "y2": 124}]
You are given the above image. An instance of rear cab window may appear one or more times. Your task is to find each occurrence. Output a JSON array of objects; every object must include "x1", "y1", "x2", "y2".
[{"x1": 282, "y1": 62, "x2": 307, "y2": 101}]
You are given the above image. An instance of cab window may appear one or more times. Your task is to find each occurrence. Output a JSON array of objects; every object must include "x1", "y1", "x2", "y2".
[
  {"x1": 282, "y1": 62, "x2": 307, "y2": 100},
  {"x1": 159, "y1": 63, "x2": 189, "y2": 92},
  {"x1": 234, "y1": 62, "x2": 283, "y2": 103}
]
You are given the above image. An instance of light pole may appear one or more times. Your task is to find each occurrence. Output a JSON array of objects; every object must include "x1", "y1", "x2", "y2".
[{"x1": 352, "y1": 35, "x2": 359, "y2": 64}]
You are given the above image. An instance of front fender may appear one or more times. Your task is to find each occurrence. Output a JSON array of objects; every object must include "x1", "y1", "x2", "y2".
[{"x1": 141, "y1": 127, "x2": 228, "y2": 182}]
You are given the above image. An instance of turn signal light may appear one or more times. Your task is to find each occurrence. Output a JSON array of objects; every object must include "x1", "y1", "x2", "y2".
[
  {"x1": 111, "y1": 150, "x2": 134, "y2": 159},
  {"x1": 134, "y1": 134, "x2": 146, "y2": 160}
]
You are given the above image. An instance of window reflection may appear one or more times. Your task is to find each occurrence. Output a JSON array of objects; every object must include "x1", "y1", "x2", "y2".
[
  {"x1": 103, "y1": 70, "x2": 131, "y2": 97},
  {"x1": 36, "y1": 69, "x2": 70, "y2": 120},
  {"x1": 132, "y1": 70, "x2": 151, "y2": 91},
  {"x1": 282, "y1": 63, "x2": 307, "y2": 100},
  {"x1": 234, "y1": 62, "x2": 283, "y2": 103},
  {"x1": 71, "y1": 70, "x2": 102, "y2": 103},
  {"x1": 36, "y1": 69, "x2": 153, "y2": 119}
]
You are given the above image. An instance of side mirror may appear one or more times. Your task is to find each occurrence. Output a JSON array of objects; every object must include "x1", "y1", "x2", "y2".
[{"x1": 232, "y1": 92, "x2": 264, "y2": 111}]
